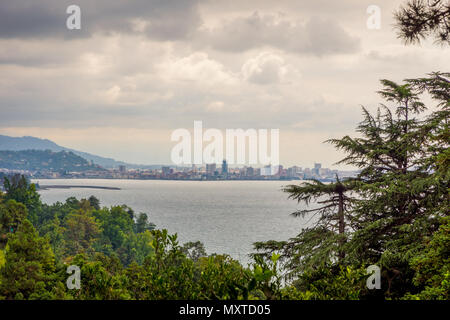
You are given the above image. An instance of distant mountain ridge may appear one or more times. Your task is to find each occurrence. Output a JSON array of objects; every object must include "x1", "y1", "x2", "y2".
[
  {"x1": 0, "y1": 135, "x2": 161, "y2": 169},
  {"x1": 0, "y1": 150, "x2": 105, "y2": 172}
]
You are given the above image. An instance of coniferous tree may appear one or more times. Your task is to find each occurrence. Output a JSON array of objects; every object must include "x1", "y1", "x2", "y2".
[
  {"x1": 0, "y1": 220, "x2": 56, "y2": 299},
  {"x1": 253, "y1": 177, "x2": 356, "y2": 280},
  {"x1": 0, "y1": 200, "x2": 27, "y2": 249},
  {"x1": 3, "y1": 175, "x2": 41, "y2": 226},
  {"x1": 64, "y1": 208, "x2": 101, "y2": 257},
  {"x1": 395, "y1": 0, "x2": 450, "y2": 45},
  {"x1": 253, "y1": 74, "x2": 448, "y2": 298}
]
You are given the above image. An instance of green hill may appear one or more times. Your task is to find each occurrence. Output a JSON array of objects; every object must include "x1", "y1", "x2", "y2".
[
  {"x1": 0, "y1": 135, "x2": 163, "y2": 170},
  {"x1": 0, "y1": 134, "x2": 122, "y2": 168},
  {"x1": 0, "y1": 150, "x2": 106, "y2": 172}
]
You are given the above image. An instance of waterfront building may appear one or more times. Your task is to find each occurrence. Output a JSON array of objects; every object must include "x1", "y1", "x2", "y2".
[
  {"x1": 221, "y1": 160, "x2": 228, "y2": 175},
  {"x1": 162, "y1": 166, "x2": 171, "y2": 176},
  {"x1": 206, "y1": 163, "x2": 216, "y2": 176},
  {"x1": 313, "y1": 163, "x2": 322, "y2": 176}
]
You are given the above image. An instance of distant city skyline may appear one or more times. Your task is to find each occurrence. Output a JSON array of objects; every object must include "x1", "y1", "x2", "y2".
[
  {"x1": 0, "y1": 133, "x2": 353, "y2": 170},
  {"x1": 2, "y1": 156, "x2": 359, "y2": 182}
]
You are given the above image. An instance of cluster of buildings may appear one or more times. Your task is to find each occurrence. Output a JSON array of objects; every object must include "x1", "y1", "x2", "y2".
[
  {"x1": 97, "y1": 161, "x2": 356, "y2": 181},
  {"x1": 1, "y1": 161, "x2": 358, "y2": 182}
]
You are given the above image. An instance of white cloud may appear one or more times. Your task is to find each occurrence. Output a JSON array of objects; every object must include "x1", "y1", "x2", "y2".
[
  {"x1": 242, "y1": 52, "x2": 290, "y2": 84},
  {"x1": 158, "y1": 52, "x2": 238, "y2": 86},
  {"x1": 205, "y1": 101, "x2": 225, "y2": 112}
]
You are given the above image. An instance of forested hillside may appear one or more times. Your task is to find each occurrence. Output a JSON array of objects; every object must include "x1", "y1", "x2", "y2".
[{"x1": 0, "y1": 150, "x2": 105, "y2": 172}]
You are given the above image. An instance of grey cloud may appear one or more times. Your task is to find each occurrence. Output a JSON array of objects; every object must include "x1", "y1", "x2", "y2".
[
  {"x1": 200, "y1": 12, "x2": 360, "y2": 55},
  {"x1": 0, "y1": 41, "x2": 77, "y2": 66},
  {"x1": 0, "y1": 2, "x2": 359, "y2": 56},
  {"x1": 0, "y1": 73, "x2": 359, "y2": 132},
  {"x1": 304, "y1": 17, "x2": 360, "y2": 55},
  {"x1": 0, "y1": 0, "x2": 202, "y2": 40},
  {"x1": 0, "y1": 1, "x2": 65, "y2": 38}
]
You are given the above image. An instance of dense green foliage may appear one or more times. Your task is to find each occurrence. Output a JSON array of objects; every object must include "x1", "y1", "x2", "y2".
[
  {"x1": 0, "y1": 220, "x2": 56, "y2": 300},
  {"x1": 0, "y1": 150, "x2": 104, "y2": 172},
  {"x1": 0, "y1": 184, "x2": 286, "y2": 300},
  {"x1": 406, "y1": 216, "x2": 450, "y2": 300}
]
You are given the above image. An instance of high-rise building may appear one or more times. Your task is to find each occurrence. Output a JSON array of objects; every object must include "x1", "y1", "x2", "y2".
[
  {"x1": 206, "y1": 163, "x2": 216, "y2": 176},
  {"x1": 313, "y1": 163, "x2": 322, "y2": 175},
  {"x1": 261, "y1": 165, "x2": 273, "y2": 176},
  {"x1": 276, "y1": 165, "x2": 283, "y2": 176},
  {"x1": 287, "y1": 166, "x2": 302, "y2": 178},
  {"x1": 162, "y1": 166, "x2": 171, "y2": 176},
  {"x1": 221, "y1": 160, "x2": 228, "y2": 175},
  {"x1": 119, "y1": 165, "x2": 126, "y2": 173},
  {"x1": 287, "y1": 167, "x2": 296, "y2": 178}
]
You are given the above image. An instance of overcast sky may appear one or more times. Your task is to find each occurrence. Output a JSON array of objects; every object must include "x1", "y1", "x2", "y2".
[{"x1": 0, "y1": 0, "x2": 448, "y2": 168}]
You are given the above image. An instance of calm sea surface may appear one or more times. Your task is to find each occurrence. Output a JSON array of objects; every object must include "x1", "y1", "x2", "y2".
[{"x1": 33, "y1": 179, "x2": 309, "y2": 265}]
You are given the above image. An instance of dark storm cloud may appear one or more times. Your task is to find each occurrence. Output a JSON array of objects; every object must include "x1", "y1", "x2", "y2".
[
  {"x1": 0, "y1": 1, "x2": 359, "y2": 56},
  {"x1": 200, "y1": 12, "x2": 360, "y2": 55},
  {"x1": 0, "y1": 0, "x2": 202, "y2": 40}
]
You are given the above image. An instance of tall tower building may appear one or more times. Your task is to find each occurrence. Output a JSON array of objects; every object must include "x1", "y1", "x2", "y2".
[
  {"x1": 313, "y1": 163, "x2": 322, "y2": 175},
  {"x1": 221, "y1": 160, "x2": 228, "y2": 176}
]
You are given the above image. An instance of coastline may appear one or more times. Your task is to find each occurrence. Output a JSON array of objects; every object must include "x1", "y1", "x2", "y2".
[{"x1": 37, "y1": 185, "x2": 121, "y2": 190}]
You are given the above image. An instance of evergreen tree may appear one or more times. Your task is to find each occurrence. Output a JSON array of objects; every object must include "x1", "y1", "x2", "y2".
[
  {"x1": 181, "y1": 241, "x2": 207, "y2": 262},
  {"x1": 3, "y1": 175, "x2": 41, "y2": 226},
  {"x1": 254, "y1": 177, "x2": 356, "y2": 279},
  {"x1": 253, "y1": 74, "x2": 448, "y2": 298},
  {"x1": 88, "y1": 196, "x2": 101, "y2": 210},
  {"x1": 64, "y1": 208, "x2": 101, "y2": 257},
  {"x1": 330, "y1": 76, "x2": 448, "y2": 297},
  {"x1": 0, "y1": 200, "x2": 27, "y2": 249},
  {"x1": 39, "y1": 216, "x2": 66, "y2": 261},
  {"x1": 0, "y1": 220, "x2": 56, "y2": 299},
  {"x1": 406, "y1": 216, "x2": 450, "y2": 299},
  {"x1": 394, "y1": 0, "x2": 450, "y2": 45},
  {"x1": 135, "y1": 212, "x2": 155, "y2": 234},
  {"x1": 93, "y1": 206, "x2": 134, "y2": 250}
]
